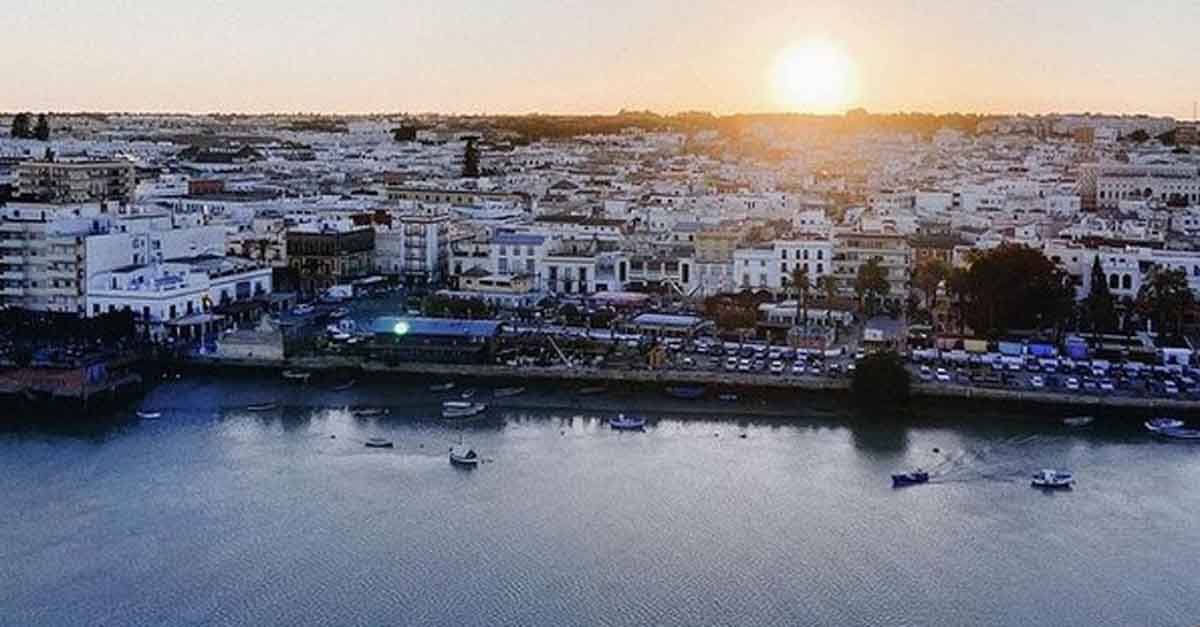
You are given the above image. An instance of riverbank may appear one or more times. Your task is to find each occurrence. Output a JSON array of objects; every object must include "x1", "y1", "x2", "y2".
[{"x1": 176, "y1": 354, "x2": 1200, "y2": 415}]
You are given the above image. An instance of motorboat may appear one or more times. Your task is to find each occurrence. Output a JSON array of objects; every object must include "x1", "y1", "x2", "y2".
[
  {"x1": 493, "y1": 387, "x2": 526, "y2": 398},
  {"x1": 442, "y1": 401, "x2": 487, "y2": 419},
  {"x1": 609, "y1": 414, "x2": 646, "y2": 430},
  {"x1": 331, "y1": 380, "x2": 357, "y2": 391},
  {"x1": 282, "y1": 370, "x2": 311, "y2": 382},
  {"x1": 245, "y1": 402, "x2": 278, "y2": 412},
  {"x1": 1031, "y1": 469, "x2": 1074, "y2": 489},
  {"x1": 329, "y1": 307, "x2": 350, "y2": 319},
  {"x1": 364, "y1": 437, "x2": 393, "y2": 448},
  {"x1": 1063, "y1": 416, "x2": 1094, "y2": 427},
  {"x1": 429, "y1": 382, "x2": 457, "y2": 393},
  {"x1": 1152, "y1": 426, "x2": 1200, "y2": 440},
  {"x1": 1145, "y1": 418, "x2": 1185, "y2": 432},
  {"x1": 577, "y1": 386, "x2": 608, "y2": 396},
  {"x1": 665, "y1": 385, "x2": 705, "y2": 400},
  {"x1": 449, "y1": 444, "x2": 480, "y2": 467},
  {"x1": 460, "y1": 388, "x2": 477, "y2": 399},
  {"x1": 351, "y1": 407, "x2": 388, "y2": 418},
  {"x1": 136, "y1": 410, "x2": 161, "y2": 420},
  {"x1": 891, "y1": 470, "x2": 929, "y2": 486},
  {"x1": 718, "y1": 393, "x2": 739, "y2": 402}
]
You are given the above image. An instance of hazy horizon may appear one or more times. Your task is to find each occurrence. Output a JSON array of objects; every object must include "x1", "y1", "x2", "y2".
[{"x1": 5, "y1": 0, "x2": 1199, "y2": 119}]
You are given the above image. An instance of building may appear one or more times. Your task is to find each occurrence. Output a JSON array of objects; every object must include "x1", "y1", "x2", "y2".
[
  {"x1": 0, "y1": 202, "x2": 114, "y2": 313},
  {"x1": 833, "y1": 228, "x2": 912, "y2": 303},
  {"x1": 86, "y1": 255, "x2": 272, "y2": 341},
  {"x1": 1085, "y1": 164, "x2": 1200, "y2": 209},
  {"x1": 368, "y1": 316, "x2": 506, "y2": 364},
  {"x1": 286, "y1": 223, "x2": 375, "y2": 294},
  {"x1": 623, "y1": 313, "x2": 713, "y2": 339},
  {"x1": 375, "y1": 209, "x2": 451, "y2": 286},
  {"x1": 16, "y1": 159, "x2": 136, "y2": 204}
]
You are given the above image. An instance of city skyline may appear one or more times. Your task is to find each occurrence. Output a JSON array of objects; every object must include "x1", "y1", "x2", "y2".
[{"x1": 5, "y1": 0, "x2": 1199, "y2": 118}]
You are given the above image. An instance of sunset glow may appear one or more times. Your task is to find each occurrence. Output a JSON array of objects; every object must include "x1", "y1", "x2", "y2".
[{"x1": 770, "y1": 42, "x2": 856, "y2": 112}]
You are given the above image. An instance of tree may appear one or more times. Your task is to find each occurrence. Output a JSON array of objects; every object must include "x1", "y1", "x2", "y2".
[
  {"x1": 1126, "y1": 129, "x2": 1150, "y2": 143},
  {"x1": 790, "y1": 265, "x2": 811, "y2": 323},
  {"x1": 851, "y1": 351, "x2": 911, "y2": 405},
  {"x1": 33, "y1": 114, "x2": 50, "y2": 141},
  {"x1": 1082, "y1": 256, "x2": 1117, "y2": 334},
  {"x1": 10, "y1": 112, "x2": 31, "y2": 139},
  {"x1": 854, "y1": 257, "x2": 889, "y2": 316},
  {"x1": 956, "y1": 244, "x2": 1074, "y2": 338},
  {"x1": 462, "y1": 138, "x2": 480, "y2": 178},
  {"x1": 911, "y1": 258, "x2": 951, "y2": 311},
  {"x1": 817, "y1": 274, "x2": 839, "y2": 304},
  {"x1": 1135, "y1": 266, "x2": 1193, "y2": 337}
]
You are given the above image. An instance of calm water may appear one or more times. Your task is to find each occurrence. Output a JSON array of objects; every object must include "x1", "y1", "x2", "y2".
[{"x1": 2, "y1": 376, "x2": 1199, "y2": 627}]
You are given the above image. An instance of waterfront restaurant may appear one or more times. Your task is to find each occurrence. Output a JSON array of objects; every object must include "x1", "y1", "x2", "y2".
[{"x1": 368, "y1": 317, "x2": 506, "y2": 364}]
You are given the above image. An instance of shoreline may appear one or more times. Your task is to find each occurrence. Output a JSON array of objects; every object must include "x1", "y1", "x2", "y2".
[{"x1": 175, "y1": 354, "x2": 1200, "y2": 417}]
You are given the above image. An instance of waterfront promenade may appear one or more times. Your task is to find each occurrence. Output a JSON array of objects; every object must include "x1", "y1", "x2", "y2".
[{"x1": 180, "y1": 354, "x2": 1200, "y2": 414}]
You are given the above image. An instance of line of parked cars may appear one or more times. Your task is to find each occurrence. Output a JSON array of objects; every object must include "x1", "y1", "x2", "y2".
[{"x1": 913, "y1": 353, "x2": 1199, "y2": 399}]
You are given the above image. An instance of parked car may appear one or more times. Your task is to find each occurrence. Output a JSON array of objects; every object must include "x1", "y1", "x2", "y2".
[
  {"x1": 935, "y1": 368, "x2": 952, "y2": 382},
  {"x1": 1065, "y1": 377, "x2": 1080, "y2": 391}
]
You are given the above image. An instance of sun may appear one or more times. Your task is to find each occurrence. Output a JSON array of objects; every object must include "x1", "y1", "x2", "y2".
[{"x1": 771, "y1": 42, "x2": 856, "y2": 112}]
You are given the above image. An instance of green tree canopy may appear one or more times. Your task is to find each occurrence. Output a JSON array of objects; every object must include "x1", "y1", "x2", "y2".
[
  {"x1": 1082, "y1": 256, "x2": 1117, "y2": 334},
  {"x1": 1135, "y1": 266, "x2": 1193, "y2": 337},
  {"x1": 911, "y1": 258, "x2": 951, "y2": 309},
  {"x1": 10, "y1": 112, "x2": 32, "y2": 139},
  {"x1": 955, "y1": 244, "x2": 1073, "y2": 338},
  {"x1": 33, "y1": 114, "x2": 50, "y2": 141},
  {"x1": 854, "y1": 257, "x2": 889, "y2": 315},
  {"x1": 851, "y1": 351, "x2": 911, "y2": 406}
]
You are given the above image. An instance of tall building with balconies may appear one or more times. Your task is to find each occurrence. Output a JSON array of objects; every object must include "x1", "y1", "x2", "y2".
[
  {"x1": 0, "y1": 202, "x2": 114, "y2": 313},
  {"x1": 16, "y1": 159, "x2": 136, "y2": 204}
]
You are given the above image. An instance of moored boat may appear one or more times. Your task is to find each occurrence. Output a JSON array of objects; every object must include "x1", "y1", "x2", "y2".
[
  {"x1": 891, "y1": 470, "x2": 930, "y2": 486},
  {"x1": 364, "y1": 437, "x2": 393, "y2": 448},
  {"x1": 577, "y1": 385, "x2": 608, "y2": 396},
  {"x1": 460, "y1": 388, "x2": 476, "y2": 399},
  {"x1": 442, "y1": 401, "x2": 487, "y2": 419},
  {"x1": 245, "y1": 402, "x2": 278, "y2": 412},
  {"x1": 609, "y1": 413, "x2": 646, "y2": 430},
  {"x1": 1152, "y1": 426, "x2": 1200, "y2": 440},
  {"x1": 493, "y1": 386, "x2": 526, "y2": 398},
  {"x1": 449, "y1": 444, "x2": 480, "y2": 467},
  {"x1": 351, "y1": 407, "x2": 388, "y2": 418},
  {"x1": 331, "y1": 380, "x2": 356, "y2": 391},
  {"x1": 1063, "y1": 416, "x2": 1094, "y2": 427},
  {"x1": 1031, "y1": 469, "x2": 1074, "y2": 489},
  {"x1": 718, "y1": 393, "x2": 739, "y2": 402},
  {"x1": 136, "y1": 410, "x2": 161, "y2": 420},
  {"x1": 429, "y1": 382, "x2": 457, "y2": 393},
  {"x1": 282, "y1": 369, "x2": 311, "y2": 382},
  {"x1": 1145, "y1": 418, "x2": 1185, "y2": 433},
  {"x1": 665, "y1": 385, "x2": 705, "y2": 400}
]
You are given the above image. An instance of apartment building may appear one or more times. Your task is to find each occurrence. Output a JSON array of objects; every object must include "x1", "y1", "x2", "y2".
[
  {"x1": 375, "y1": 209, "x2": 451, "y2": 286},
  {"x1": 17, "y1": 159, "x2": 136, "y2": 204},
  {"x1": 0, "y1": 202, "x2": 115, "y2": 313},
  {"x1": 832, "y1": 228, "x2": 912, "y2": 302}
]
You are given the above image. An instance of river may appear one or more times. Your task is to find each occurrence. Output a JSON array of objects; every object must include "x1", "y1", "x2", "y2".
[{"x1": 1, "y1": 374, "x2": 1198, "y2": 626}]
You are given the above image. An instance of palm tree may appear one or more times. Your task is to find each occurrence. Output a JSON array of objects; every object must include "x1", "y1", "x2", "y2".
[
  {"x1": 791, "y1": 266, "x2": 811, "y2": 325},
  {"x1": 817, "y1": 274, "x2": 839, "y2": 305}
]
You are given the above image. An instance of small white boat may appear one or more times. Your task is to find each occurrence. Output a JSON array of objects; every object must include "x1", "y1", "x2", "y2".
[
  {"x1": 246, "y1": 402, "x2": 278, "y2": 412},
  {"x1": 1145, "y1": 418, "x2": 1185, "y2": 433},
  {"x1": 460, "y1": 388, "x2": 477, "y2": 399},
  {"x1": 449, "y1": 444, "x2": 480, "y2": 467},
  {"x1": 364, "y1": 437, "x2": 393, "y2": 448},
  {"x1": 136, "y1": 410, "x2": 161, "y2": 420},
  {"x1": 331, "y1": 380, "x2": 357, "y2": 391},
  {"x1": 329, "y1": 307, "x2": 350, "y2": 319},
  {"x1": 577, "y1": 386, "x2": 608, "y2": 396},
  {"x1": 609, "y1": 414, "x2": 647, "y2": 430},
  {"x1": 282, "y1": 370, "x2": 311, "y2": 382},
  {"x1": 718, "y1": 393, "x2": 739, "y2": 402},
  {"x1": 1031, "y1": 469, "x2": 1074, "y2": 489},
  {"x1": 1063, "y1": 416, "x2": 1094, "y2": 427},
  {"x1": 442, "y1": 401, "x2": 487, "y2": 419},
  {"x1": 493, "y1": 387, "x2": 526, "y2": 398},
  {"x1": 352, "y1": 407, "x2": 388, "y2": 418},
  {"x1": 429, "y1": 382, "x2": 457, "y2": 393}
]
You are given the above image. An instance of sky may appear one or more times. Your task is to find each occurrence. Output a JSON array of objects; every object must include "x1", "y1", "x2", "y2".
[{"x1": 3, "y1": 0, "x2": 1199, "y2": 117}]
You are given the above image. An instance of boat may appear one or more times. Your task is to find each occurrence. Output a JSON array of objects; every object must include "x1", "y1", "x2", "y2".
[
  {"x1": 577, "y1": 385, "x2": 608, "y2": 396},
  {"x1": 442, "y1": 401, "x2": 487, "y2": 419},
  {"x1": 718, "y1": 393, "x2": 739, "y2": 402},
  {"x1": 329, "y1": 307, "x2": 350, "y2": 319},
  {"x1": 1063, "y1": 416, "x2": 1094, "y2": 427},
  {"x1": 331, "y1": 380, "x2": 357, "y2": 391},
  {"x1": 665, "y1": 385, "x2": 705, "y2": 400},
  {"x1": 136, "y1": 410, "x2": 161, "y2": 420},
  {"x1": 1031, "y1": 469, "x2": 1074, "y2": 489},
  {"x1": 449, "y1": 444, "x2": 480, "y2": 467},
  {"x1": 282, "y1": 370, "x2": 311, "y2": 382},
  {"x1": 351, "y1": 407, "x2": 388, "y2": 418},
  {"x1": 245, "y1": 402, "x2": 278, "y2": 412},
  {"x1": 493, "y1": 386, "x2": 526, "y2": 398},
  {"x1": 364, "y1": 437, "x2": 393, "y2": 448},
  {"x1": 1145, "y1": 418, "x2": 1185, "y2": 432},
  {"x1": 460, "y1": 388, "x2": 477, "y2": 399},
  {"x1": 1152, "y1": 427, "x2": 1200, "y2": 440},
  {"x1": 429, "y1": 382, "x2": 457, "y2": 392},
  {"x1": 609, "y1": 413, "x2": 646, "y2": 430},
  {"x1": 891, "y1": 470, "x2": 929, "y2": 486}
]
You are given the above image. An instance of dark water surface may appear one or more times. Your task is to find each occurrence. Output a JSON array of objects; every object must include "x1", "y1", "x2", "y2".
[{"x1": 2, "y1": 376, "x2": 1198, "y2": 626}]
